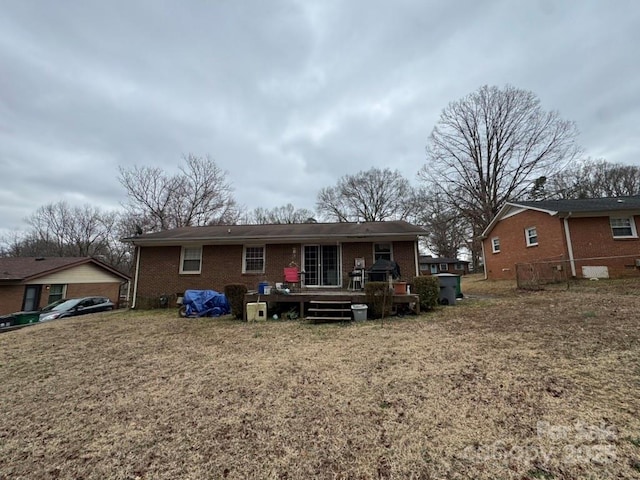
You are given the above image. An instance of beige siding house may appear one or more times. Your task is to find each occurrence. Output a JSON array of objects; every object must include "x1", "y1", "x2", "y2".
[{"x1": 0, "y1": 257, "x2": 130, "y2": 315}]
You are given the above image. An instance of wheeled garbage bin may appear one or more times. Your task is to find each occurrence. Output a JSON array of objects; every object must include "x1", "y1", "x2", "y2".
[{"x1": 433, "y1": 274, "x2": 459, "y2": 305}]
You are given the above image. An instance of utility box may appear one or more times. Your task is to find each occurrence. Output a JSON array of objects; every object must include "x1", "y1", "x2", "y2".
[
  {"x1": 246, "y1": 302, "x2": 267, "y2": 321},
  {"x1": 434, "y1": 274, "x2": 459, "y2": 306}
]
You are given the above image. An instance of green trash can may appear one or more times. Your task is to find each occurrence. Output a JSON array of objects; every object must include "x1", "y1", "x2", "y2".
[
  {"x1": 12, "y1": 311, "x2": 40, "y2": 325},
  {"x1": 455, "y1": 275, "x2": 463, "y2": 298},
  {"x1": 433, "y1": 274, "x2": 460, "y2": 306}
]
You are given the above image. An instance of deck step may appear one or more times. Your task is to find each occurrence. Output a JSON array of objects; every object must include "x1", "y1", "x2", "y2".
[
  {"x1": 310, "y1": 300, "x2": 353, "y2": 305},
  {"x1": 308, "y1": 307, "x2": 351, "y2": 313},
  {"x1": 307, "y1": 299, "x2": 353, "y2": 322},
  {"x1": 306, "y1": 316, "x2": 352, "y2": 322}
]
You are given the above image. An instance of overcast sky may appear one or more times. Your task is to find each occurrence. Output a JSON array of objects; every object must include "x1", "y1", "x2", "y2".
[{"x1": 1, "y1": 0, "x2": 639, "y2": 235}]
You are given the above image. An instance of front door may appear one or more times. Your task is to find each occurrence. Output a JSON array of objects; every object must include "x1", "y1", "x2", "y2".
[
  {"x1": 303, "y1": 245, "x2": 341, "y2": 287},
  {"x1": 23, "y1": 285, "x2": 42, "y2": 311}
]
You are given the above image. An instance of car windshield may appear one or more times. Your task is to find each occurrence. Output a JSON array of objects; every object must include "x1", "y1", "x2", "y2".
[
  {"x1": 40, "y1": 299, "x2": 68, "y2": 312},
  {"x1": 48, "y1": 299, "x2": 81, "y2": 312}
]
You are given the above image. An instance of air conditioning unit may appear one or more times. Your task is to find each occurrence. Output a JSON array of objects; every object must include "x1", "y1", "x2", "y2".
[{"x1": 635, "y1": 258, "x2": 640, "y2": 267}]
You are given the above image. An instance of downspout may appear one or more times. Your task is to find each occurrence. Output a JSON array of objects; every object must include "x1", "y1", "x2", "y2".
[
  {"x1": 131, "y1": 245, "x2": 141, "y2": 309},
  {"x1": 481, "y1": 240, "x2": 487, "y2": 280},
  {"x1": 414, "y1": 240, "x2": 420, "y2": 277},
  {"x1": 563, "y1": 213, "x2": 577, "y2": 277}
]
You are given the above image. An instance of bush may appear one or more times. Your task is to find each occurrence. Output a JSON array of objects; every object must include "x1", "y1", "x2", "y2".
[
  {"x1": 364, "y1": 281, "x2": 392, "y2": 318},
  {"x1": 413, "y1": 276, "x2": 439, "y2": 311},
  {"x1": 224, "y1": 284, "x2": 248, "y2": 319}
]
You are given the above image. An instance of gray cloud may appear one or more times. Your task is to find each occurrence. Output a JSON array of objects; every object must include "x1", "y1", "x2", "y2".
[{"x1": 1, "y1": 0, "x2": 639, "y2": 234}]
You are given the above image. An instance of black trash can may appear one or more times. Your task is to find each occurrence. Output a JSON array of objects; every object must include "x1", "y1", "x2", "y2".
[{"x1": 434, "y1": 274, "x2": 459, "y2": 306}]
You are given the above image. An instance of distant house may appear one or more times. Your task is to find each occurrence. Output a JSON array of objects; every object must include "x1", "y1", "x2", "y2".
[
  {"x1": 122, "y1": 221, "x2": 426, "y2": 308},
  {"x1": 0, "y1": 257, "x2": 130, "y2": 315},
  {"x1": 419, "y1": 255, "x2": 469, "y2": 275},
  {"x1": 481, "y1": 196, "x2": 640, "y2": 280}
]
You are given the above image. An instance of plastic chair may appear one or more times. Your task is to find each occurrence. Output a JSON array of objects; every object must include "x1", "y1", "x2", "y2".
[{"x1": 283, "y1": 267, "x2": 300, "y2": 291}]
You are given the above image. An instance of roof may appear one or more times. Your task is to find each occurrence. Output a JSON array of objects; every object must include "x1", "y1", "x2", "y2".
[
  {"x1": 482, "y1": 195, "x2": 640, "y2": 238},
  {"x1": 509, "y1": 196, "x2": 640, "y2": 214},
  {"x1": 419, "y1": 256, "x2": 469, "y2": 264},
  {"x1": 0, "y1": 257, "x2": 130, "y2": 282},
  {"x1": 122, "y1": 220, "x2": 427, "y2": 246}
]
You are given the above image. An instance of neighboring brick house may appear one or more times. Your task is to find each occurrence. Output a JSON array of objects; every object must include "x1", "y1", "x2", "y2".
[
  {"x1": 481, "y1": 196, "x2": 640, "y2": 280},
  {"x1": 123, "y1": 221, "x2": 426, "y2": 308},
  {"x1": 419, "y1": 255, "x2": 470, "y2": 275},
  {"x1": 0, "y1": 257, "x2": 130, "y2": 315}
]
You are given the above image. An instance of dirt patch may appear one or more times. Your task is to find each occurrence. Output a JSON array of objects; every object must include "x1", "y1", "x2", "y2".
[{"x1": 1, "y1": 279, "x2": 639, "y2": 479}]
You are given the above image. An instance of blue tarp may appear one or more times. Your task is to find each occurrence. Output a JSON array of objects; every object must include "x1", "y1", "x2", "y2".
[{"x1": 182, "y1": 289, "x2": 230, "y2": 317}]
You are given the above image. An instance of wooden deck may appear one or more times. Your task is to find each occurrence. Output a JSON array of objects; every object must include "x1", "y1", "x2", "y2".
[{"x1": 243, "y1": 290, "x2": 420, "y2": 321}]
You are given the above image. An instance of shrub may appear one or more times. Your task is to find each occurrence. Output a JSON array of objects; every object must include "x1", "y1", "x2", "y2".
[
  {"x1": 224, "y1": 284, "x2": 248, "y2": 319},
  {"x1": 364, "y1": 281, "x2": 392, "y2": 318},
  {"x1": 413, "y1": 276, "x2": 439, "y2": 311}
]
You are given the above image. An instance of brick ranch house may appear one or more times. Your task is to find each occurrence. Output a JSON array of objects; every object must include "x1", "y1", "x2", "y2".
[
  {"x1": 0, "y1": 257, "x2": 130, "y2": 315},
  {"x1": 481, "y1": 196, "x2": 640, "y2": 280},
  {"x1": 419, "y1": 255, "x2": 470, "y2": 275},
  {"x1": 122, "y1": 221, "x2": 426, "y2": 308}
]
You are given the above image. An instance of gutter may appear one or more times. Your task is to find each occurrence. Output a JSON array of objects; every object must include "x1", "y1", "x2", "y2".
[
  {"x1": 481, "y1": 240, "x2": 487, "y2": 280},
  {"x1": 131, "y1": 245, "x2": 141, "y2": 309},
  {"x1": 563, "y1": 213, "x2": 577, "y2": 277}
]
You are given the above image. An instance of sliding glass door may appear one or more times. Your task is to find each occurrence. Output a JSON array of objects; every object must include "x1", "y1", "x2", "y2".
[{"x1": 303, "y1": 245, "x2": 341, "y2": 287}]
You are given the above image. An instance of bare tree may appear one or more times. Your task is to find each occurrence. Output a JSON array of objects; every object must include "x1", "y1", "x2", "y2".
[
  {"x1": 246, "y1": 203, "x2": 316, "y2": 224},
  {"x1": 415, "y1": 189, "x2": 467, "y2": 258},
  {"x1": 420, "y1": 85, "x2": 580, "y2": 265},
  {"x1": 316, "y1": 167, "x2": 416, "y2": 222},
  {"x1": 535, "y1": 158, "x2": 640, "y2": 199},
  {"x1": 119, "y1": 154, "x2": 238, "y2": 231},
  {"x1": 0, "y1": 202, "x2": 134, "y2": 272}
]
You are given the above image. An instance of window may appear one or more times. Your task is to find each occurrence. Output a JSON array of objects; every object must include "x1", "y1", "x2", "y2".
[
  {"x1": 48, "y1": 284, "x2": 66, "y2": 304},
  {"x1": 373, "y1": 243, "x2": 392, "y2": 261},
  {"x1": 243, "y1": 246, "x2": 265, "y2": 273},
  {"x1": 525, "y1": 227, "x2": 538, "y2": 246},
  {"x1": 610, "y1": 217, "x2": 637, "y2": 238},
  {"x1": 439, "y1": 263, "x2": 448, "y2": 271},
  {"x1": 491, "y1": 237, "x2": 500, "y2": 253},
  {"x1": 180, "y1": 246, "x2": 202, "y2": 274},
  {"x1": 455, "y1": 263, "x2": 464, "y2": 271}
]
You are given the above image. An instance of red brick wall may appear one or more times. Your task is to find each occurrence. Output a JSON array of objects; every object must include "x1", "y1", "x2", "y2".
[
  {"x1": 483, "y1": 211, "x2": 640, "y2": 280},
  {"x1": 63, "y1": 284, "x2": 122, "y2": 307},
  {"x1": 568, "y1": 216, "x2": 640, "y2": 278},
  {"x1": 340, "y1": 241, "x2": 417, "y2": 284},
  {"x1": 0, "y1": 285, "x2": 27, "y2": 315},
  {"x1": 0, "y1": 282, "x2": 123, "y2": 315},
  {"x1": 134, "y1": 241, "x2": 420, "y2": 304},
  {"x1": 483, "y1": 210, "x2": 567, "y2": 280}
]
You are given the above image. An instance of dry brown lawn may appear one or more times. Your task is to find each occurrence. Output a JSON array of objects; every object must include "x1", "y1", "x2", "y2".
[{"x1": 1, "y1": 277, "x2": 639, "y2": 479}]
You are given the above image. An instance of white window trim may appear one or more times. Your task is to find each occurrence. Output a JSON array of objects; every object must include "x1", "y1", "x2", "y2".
[
  {"x1": 242, "y1": 245, "x2": 266, "y2": 274},
  {"x1": 180, "y1": 246, "x2": 202, "y2": 274},
  {"x1": 48, "y1": 284, "x2": 67, "y2": 303},
  {"x1": 439, "y1": 263, "x2": 448, "y2": 271},
  {"x1": 373, "y1": 242, "x2": 393, "y2": 261},
  {"x1": 491, "y1": 237, "x2": 500, "y2": 253},
  {"x1": 610, "y1": 216, "x2": 638, "y2": 239},
  {"x1": 525, "y1": 227, "x2": 538, "y2": 247}
]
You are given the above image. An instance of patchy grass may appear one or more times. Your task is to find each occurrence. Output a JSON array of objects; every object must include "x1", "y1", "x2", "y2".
[{"x1": 1, "y1": 278, "x2": 639, "y2": 479}]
